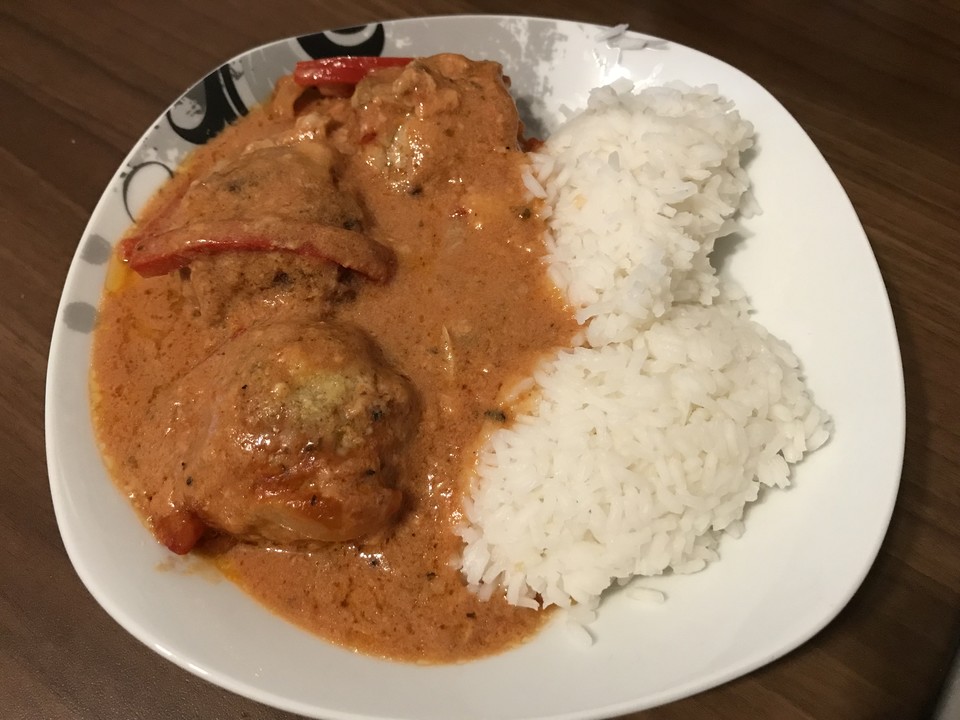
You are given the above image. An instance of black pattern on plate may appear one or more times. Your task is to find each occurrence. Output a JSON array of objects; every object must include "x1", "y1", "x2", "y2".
[
  {"x1": 122, "y1": 161, "x2": 174, "y2": 222},
  {"x1": 166, "y1": 66, "x2": 248, "y2": 146},
  {"x1": 297, "y1": 24, "x2": 386, "y2": 59}
]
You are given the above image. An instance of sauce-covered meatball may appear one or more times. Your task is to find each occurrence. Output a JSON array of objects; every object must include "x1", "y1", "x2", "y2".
[{"x1": 136, "y1": 321, "x2": 418, "y2": 553}]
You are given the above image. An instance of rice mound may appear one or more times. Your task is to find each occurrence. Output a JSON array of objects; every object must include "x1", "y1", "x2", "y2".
[{"x1": 457, "y1": 81, "x2": 830, "y2": 612}]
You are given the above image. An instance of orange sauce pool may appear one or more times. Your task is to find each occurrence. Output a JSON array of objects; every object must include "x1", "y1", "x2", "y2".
[{"x1": 91, "y1": 55, "x2": 576, "y2": 662}]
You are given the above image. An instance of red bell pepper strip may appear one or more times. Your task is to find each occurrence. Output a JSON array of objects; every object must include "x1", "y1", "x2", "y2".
[
  {"x1": 119, "y1": 219, "x2": 394, "y2": 282},
  {"x1": 293, "y1": 56, "x2": 413, "y2": 87},
  {"x1": 153, "y1": 508, "x2": 206, "y2": 555}
]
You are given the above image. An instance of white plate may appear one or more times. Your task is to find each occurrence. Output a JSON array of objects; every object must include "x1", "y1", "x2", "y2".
[{"x1": 46, "y1": 15, "x2": 904, "y2": 720}]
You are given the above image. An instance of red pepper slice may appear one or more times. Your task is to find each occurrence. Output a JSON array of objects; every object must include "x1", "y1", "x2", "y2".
[
  {"x1": 293, "y1": 56, "x2": 413, "y2": 87},
  {"x1": 153, "y1": 508, "x2": 206, "y2": 555},
  {"x1": 119, "y1": 219, "x2": 395, "y2": 282}
]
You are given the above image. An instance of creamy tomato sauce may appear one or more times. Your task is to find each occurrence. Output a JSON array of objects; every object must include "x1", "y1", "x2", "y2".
[{"x1": 92, "y1": 55, "x2": 575, "y2": 662}]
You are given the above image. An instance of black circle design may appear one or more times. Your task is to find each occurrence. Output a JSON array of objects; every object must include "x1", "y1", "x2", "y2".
[
  {"x1": 122, "y1": 160, "x2": 174, "y2": 222},
  {"x1": 297, "y1": 24, "x2": 386, "y2": 60}
]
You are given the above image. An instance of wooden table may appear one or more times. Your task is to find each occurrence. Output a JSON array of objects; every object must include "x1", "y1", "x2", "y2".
[{"x1": 2, "y1": 1, "x2": 957, "y2": 718}]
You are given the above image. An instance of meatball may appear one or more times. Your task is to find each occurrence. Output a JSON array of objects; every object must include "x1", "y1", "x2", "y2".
[
  {"x1": 119, "y1": 143, "x2": 395, "y2": 322},
  {"x1": 138, "y1": 321, "x2": 418, "y2": 553}
]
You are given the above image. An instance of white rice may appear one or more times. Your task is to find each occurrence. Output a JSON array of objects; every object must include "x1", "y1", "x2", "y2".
[{"x1": 457, "y1": 81, "x2": 830, "y2": 612}]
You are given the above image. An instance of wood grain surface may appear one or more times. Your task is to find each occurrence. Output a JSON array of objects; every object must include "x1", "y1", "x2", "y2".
[{"x1": 2, "y1": 1, "x2": 958, "y2": 718}]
